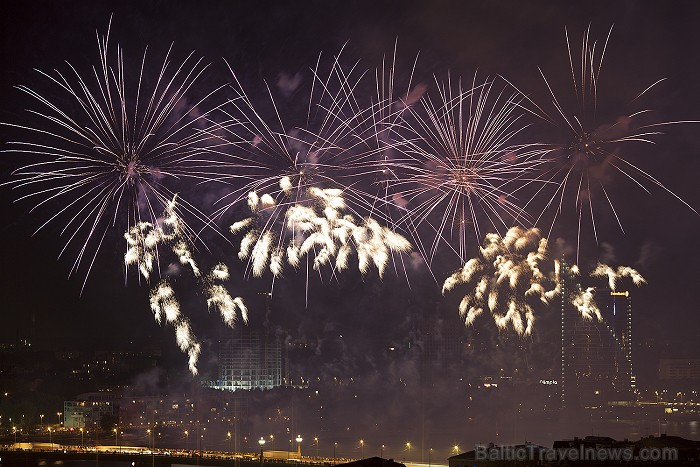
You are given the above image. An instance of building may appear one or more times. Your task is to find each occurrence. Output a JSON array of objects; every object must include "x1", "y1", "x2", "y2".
[
  {"x1": 659, "y1": 359, "x2": 700, "y2": 381},
  {"x1": 560, "y1": 261, "x2": 635, "y2": 409},
  {"x1": 63, "y1": 392, "x2": 116, "y2": 429},
  {"x1": 211, "y1": 328, "x2": 282, "y2": 392},
  {"x1": 449, "y1": 443, "x2": 549, "y2": 467}
]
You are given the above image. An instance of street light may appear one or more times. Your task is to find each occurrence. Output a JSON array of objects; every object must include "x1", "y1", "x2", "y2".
[
  {"x1": 405, "y1": 442, "x2": 411, "y2": 461},
  {"x1": 295, "y1": 435, "x2": 303, "y2": 456},
  {"x1": 184, "y1": 430, "x2": 189, "y2": 451},
  {"x1": 314, "y1": 437, "x2": 319, "y2": 458},
  {"x1": 333, "y1": 442, "x2": 337, "y2": 464},
  {"x1": 48, "y1": 427, "x2": 52, "y2": 447},
  {"x1": 113, "y1": 428, "x2": 118, "y2": 452},
  {"x1": 40, "y1": 414, "x2": 44, "y2": 428},
  {"x1": 258, "y1": 437, "x2": 266, "y2": 466},
  {"x1": 380, "y1": 445, "x2": 385, "y2": 458},
  {"x1": 429, "y1": 448, "x2": 433, "y2": 467},
  {"x1": 359, "y1": 440, "x2": 364, "y2": 459},
  {"x1": 80, "y1": 428, "x2": 84, "y2": 447},
  {"x1": 269, "y1": 434, "x2": 274, "y2": 451},
  {"x1": 12, "y1": 426, "x2": 17, "y2": 445},
  {"x1": 57, "y1": 412, "x2": 62, "y2": 426}
]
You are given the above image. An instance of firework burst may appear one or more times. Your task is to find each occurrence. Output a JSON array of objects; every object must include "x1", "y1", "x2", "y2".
[
  {"x1": 444, "y1": 227, "x2": 647, "y2": 334},
  {"x1": 2, "y1": 18, "x2": 223, "y2": 286},
  {"x1": 200, "y1": 46, "x2": 399, "y2": 223},
  {"x1": 231, "y1": 176, "x2": 413, "y2": 285},
  {"x1": 442, "y1": 226, "x2": 559, "y2": 336},
  {"x1": 569, "y1": 262, "x2": 646, "y2": 320},
  {"x1": 512, "y1": 25, "x2": 698, "y2": 260},
  {"x1": 127, "y1": 196, "x2": 247, "y2": 374},
  {"x1": 386, "y1": 75, "x2": 544, "y2": 264}
]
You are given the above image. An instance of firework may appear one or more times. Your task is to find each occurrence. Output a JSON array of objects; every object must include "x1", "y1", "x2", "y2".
[
  {"x1": 232, "y1": 176, "x2": 413, "y2": 282},
  {"x1": 444, "y1": 225, "x2": 648, "y2": 333},
  {"x1": 201, "y1": 46, "x2": 400, "y2": 223},
  {"x1": 512, "y1": 26, "x2": 698, "y2": 260},
  {"x1": 590, "y1": 263, "x2": 646, "y2": 291},
  {"x1": 386, "y1": 74, "x2": 543, "y2": 264},
  {"x1": 149, "y1": 280, "x2": 201, "y2": 374},
  {"x1": 2, "y1": 18, "x2": 223, "y2": 285},
  {"x1": 124, "y1": 195, "x2": 201, "y2": 279},
  {"x1": 442, "y1": 226, "x2": 558, "y2": 336},
  {"x1": 569, "y1": 262, "x2": 646, "y2": 320},
  {"x1": 127, "y1": 197, "x2": 247, "y2": 374}
]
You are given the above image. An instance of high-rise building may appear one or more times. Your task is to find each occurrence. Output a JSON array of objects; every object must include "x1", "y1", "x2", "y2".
[
  {"x1": 560, "y1": 261, "x2": 635, "y2": 409},
  {"x1": 211, "y1": 328, "x2": 283, "y2": 392}
]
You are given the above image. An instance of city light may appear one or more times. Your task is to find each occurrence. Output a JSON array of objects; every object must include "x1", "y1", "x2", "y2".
[{"x1": 258, "y1": 437, "x2": 266, "y2": 466}]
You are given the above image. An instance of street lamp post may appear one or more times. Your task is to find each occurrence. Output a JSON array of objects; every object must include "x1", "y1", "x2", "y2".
[
  {"x1": 314, "y1": 437, "x2": 319, "y2": 458},
  {"x1": 80, "y1": 428, "x2": 84, "y2": 447},
  {"x1": 40, "y1": 414, "x2": 44, "y2": 428},
  {"x1": 360, "y1": 440, "x2": 364, "y2": 459},
  {"x1": 429, "y1": 448, "x2": 433, "y2": 467},
  {"x1": 405, "y1": 442, "x2": 411, "y2": 462},
  {"x1": 113, "y1": 428, "x2": 118, "y2": 452},
  {"x1": 12, "y1": 426, "x2": 17, "y2": 445},
  {"x1": 269, "y1": 434, "x2": 274, "y2": 451},
  {"x1": 296, "y1": 435, "x2": 303, "y2": 457},
  {"x1": 333, "y1": 442, "x2": 337, "y2": 464},
  {"x1": 184, "y1": 430, "x2": 189, "y2": 451},
  {"x1": 258, "y1": 437, "x2": 266, "y2": 466},
  {"x1": 146, "y1": 429, "x2": 154, "y2": 467},
  {"x1": 57, "y1": 412, "x2": 62, "y2": 427},
  {"x1": 48, "y1": 427, "x2": 52, "y2": 447},
  {"x1": 380, "y1": 445, "x2": 385, "y2": 459}
]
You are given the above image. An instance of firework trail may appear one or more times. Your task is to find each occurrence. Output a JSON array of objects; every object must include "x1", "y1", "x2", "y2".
[
  {"x1": 2, "y1": 18, "x2": 223, "y2": 286},
  {"x1": 231, "y1": 176, "x2": 413, "y2": 283},
  {"x1": 200, "y1": 46, "x2": 402, "y2": 224},
  {"x1": 443, "y1": 225, "x2": 647, "y2": 333},
  {"x1": 591, "y1": 263, "x2": 646, "y2": 291},
  {"x1": 386, "y1": 74, "x2": 544, "y2": 264},
  {"x1": 126, "y1": 197, "x2": 247, "y2": 374},
  {"x1": 567, "y1": 262, "x2": 646, "y2": 320},
  {"x1": 511, "y1": 25, "x2": 698, "y2": 261},
  {"x1": 442, "y1": 226, "x2": 559, "y2": 336}
]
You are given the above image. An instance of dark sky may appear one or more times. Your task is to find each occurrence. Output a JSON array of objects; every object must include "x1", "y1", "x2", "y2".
[{"x1": 1, "y1": 0, "x2": 699, "y2": 449}]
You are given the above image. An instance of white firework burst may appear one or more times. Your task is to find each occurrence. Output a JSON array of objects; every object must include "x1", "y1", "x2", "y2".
[{"x1": 2, "y1": 18, "x2": 223, "y2": 286}]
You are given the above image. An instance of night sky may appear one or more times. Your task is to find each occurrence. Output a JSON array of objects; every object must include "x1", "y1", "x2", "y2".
[{"x1": 1, "y1": 0, "x2": 699, "y2": 451}]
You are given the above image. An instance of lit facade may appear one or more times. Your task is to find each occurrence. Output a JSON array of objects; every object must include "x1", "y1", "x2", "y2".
[
  {"x1": 211, "y1": 329, "x2": 282, "y2": 392},
  {"x1": 560, "y1": 261, "x2": 635, "y2": 409},
  {"x1": 63, "y1": 392, "x2": 115, "y2": 428}
]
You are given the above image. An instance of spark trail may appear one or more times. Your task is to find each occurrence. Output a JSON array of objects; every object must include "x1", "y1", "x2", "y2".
[
  {"x1": 443, "y1": 227, "x2": 646, "y2": 333},
  {"x1": 201, "y1": 46, "x2": 403, "y2": 225},
  {"x1": 570, "y1": 262, "x2": 646, "y2": 320},
  {"x1": 442, "y1": 226, "x2": 558, "y2": 336},
  {"x1": 126, "y1": 196, "x2": 247, "y2": 374},
  {"x1": 231, "y1": 176, "x2": 413, "y2": 282},
  {"x1": 2, "y1": 18, "x2": 223, "y2": 286},
  {"x1": 386, "y1": 74, "x2": 543, "y2": 264},
  {"x1": 512, "y1": 25, "x2": 698, "y2": 261}
]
